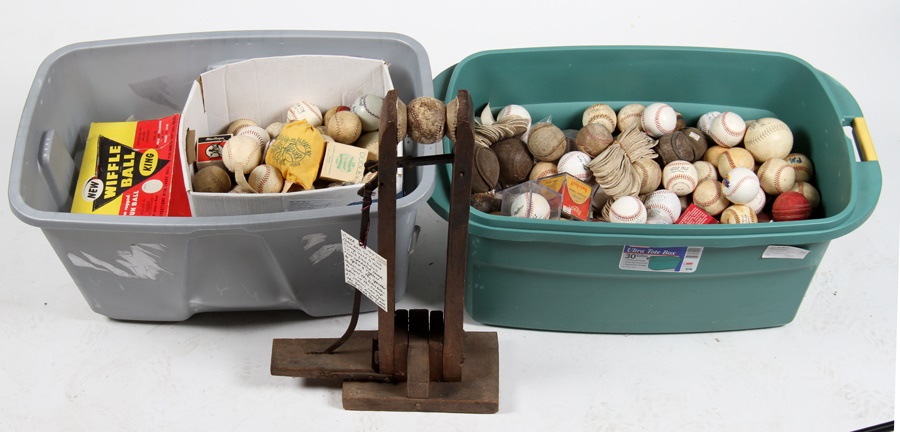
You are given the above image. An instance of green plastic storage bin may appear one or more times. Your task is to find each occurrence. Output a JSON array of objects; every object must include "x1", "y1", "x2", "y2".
[{"x1": 430, "y1": 46, "x2": 881, "y2": 333}]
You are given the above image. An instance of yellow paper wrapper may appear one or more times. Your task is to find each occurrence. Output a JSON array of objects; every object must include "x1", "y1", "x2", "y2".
[{"x1": 265, "y1": 120, "x2": 326, "y2": 192}]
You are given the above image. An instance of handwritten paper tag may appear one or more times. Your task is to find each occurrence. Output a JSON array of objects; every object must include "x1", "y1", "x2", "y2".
[{"x1": 341, "y1": 230, "x2": 388, "y2": 312}]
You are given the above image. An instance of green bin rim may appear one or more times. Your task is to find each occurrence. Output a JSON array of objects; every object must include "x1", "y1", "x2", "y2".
[{"x1": 429, "y1": 45, "x2": 881, "y2": 248}]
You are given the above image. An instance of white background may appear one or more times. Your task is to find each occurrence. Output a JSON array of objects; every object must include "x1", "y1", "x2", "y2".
[{"x1": 1, "y1": 1, "x2": 897, "y2": 431}]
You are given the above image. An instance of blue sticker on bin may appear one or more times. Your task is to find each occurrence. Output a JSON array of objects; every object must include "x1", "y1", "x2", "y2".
[{"x1": 619, "y1": 245, "x2": 703, "y2": 273}]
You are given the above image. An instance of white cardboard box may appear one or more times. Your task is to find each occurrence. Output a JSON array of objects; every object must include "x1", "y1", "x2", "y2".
[{"x1": 180, "y1": 55, "x2": 399, "y2": 216}]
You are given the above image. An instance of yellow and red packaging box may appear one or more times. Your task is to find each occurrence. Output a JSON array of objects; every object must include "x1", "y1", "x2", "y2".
[
  {"x1": 71, "y1": 114, "x2": 191, "y2": 216},
  {"x1": 538, "y1": 173, "x2": 592, "y2": 221}
]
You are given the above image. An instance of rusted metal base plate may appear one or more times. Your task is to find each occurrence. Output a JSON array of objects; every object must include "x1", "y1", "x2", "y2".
[
  {"x1": 343, "y1": 332, "x2": 499, "y2": 414},
  {"x1": 271, "y1": 331, "x2": 391, "y2": 382}
]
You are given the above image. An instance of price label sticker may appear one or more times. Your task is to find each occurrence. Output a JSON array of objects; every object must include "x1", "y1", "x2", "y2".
[{"x1": 619, "y1": 245, "x2": 704, "y2": 273}]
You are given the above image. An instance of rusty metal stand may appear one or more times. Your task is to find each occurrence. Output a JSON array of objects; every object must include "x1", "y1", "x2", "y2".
[{"x1": 270, "y1": 90, "x2": 499, "y2": 414}]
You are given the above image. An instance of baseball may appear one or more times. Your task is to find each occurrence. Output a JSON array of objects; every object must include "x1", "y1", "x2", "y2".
[
  {"x1": 286, "y1": 101, "x2": 323, "y2": 127},
  {"x1": 656, "y1": 131, "x2": 697, "y2": 166},
  {"x1": 743, "y1": 117, "x2": 793, "y2": 162},
  {"x1": 582, "y1": 103, "x2": 617, "y2": 133},
  {"x1": 356, "y1": 131, "x2": 379, "y2": 161},
  {"x1": 265, "y1": 122, "x2": 284, "y2": 140},
  {"x1": 510, "y1": 192, "x2": 551, "y2": 219},
  {"x1": 697, "y1": 111, "x2": 721, "y2": 135},
  {"x1": 633, "y1": 158, "x2": 662, "y2": 194},
  {"x1": 790, "y1": 181, "x2": 821, "y2": 209},
  {"x1": 351, "y1": 94, "x2": 384, "y2": 132},
  {"x1": 236, "y1": 125, "x2": 270, "y2": 147},
  {"x1": 223, "y1": 135, "x2": 262, "y2": 175},
  {"x1": 707, "y1": 112, "x2": 746, "y2": 148},
  {"x1": 641, "y1": 103, "x2": 678, "y2": 138},
  {"x1": 617, "y1": 103, "x2": 645, "y2": 133},
  {"x1": 192, "y1": 166, "x2": 232, "y2": 193},
  {"x1": 557, "y1": 151, "x2": 593, "y2": 182},
  {"x1": 682, "y1": 127, "x2": 709, "y2": 160},
  {"x1": 326, "y1": 110, "x2": 363, "y2": 144},
  {"x1": 472, "y1": 146, "x2": 500, "y2": 193},
  {"x1": 575, "y1": 123, "x2": 614, "y2": 158},
  {"x1": 747, "y1": 187, "x2": 767, "y2": 214},
  {"x1": 609, "y1": 196, "x2": 648, "y2": 224},
  {"x1": 721, "y1": 205, "x2": 758, "y2": 224},
  {"x1": 757, "y1": 158, "x2": 796, "y2": 195},
  {"x1": 662, "y1": 160, "x2": 699, "y2": 196},
  {"x1": 407, "y1": 97, "x2": 446, "y2": 144},
  {"x1": 494, "y1": 138, "x2": 534, "y2": 189},
  {"x1": 717, "y1": 147, "x2": 755, "y2": 177},
  {"x1": 694, "y1": 160, "x2": 718, "y2": 183},
  {"x1": 226, "y1": 118, "x2": 258, "y2": 135},
  {"x1": 497, "y1": 104, "x2": 533, "y2": 139},
  {"x1": 644, "y1": 189, "x2": 682, "y2": 224},
  {"x1": 784, "y1": 153, "x2": 814, "y2": 182},
  {"x1": 703, "y1": 145, "x2": 729, "y2": 165},
  {"x1": 527, "y1": 123, "x2": 568, "y2": 162},
  {"x1": 529, "y1": 161, "x2": 558, "y2": 181},
  {"x1": 692, "y1": 179, "x2": 730, "y2": 216},
  {"x1": 722, "y1": 167, "x2": 760, "y2": 205},
  {"x1": 248, "y1": 164, "x2": 285, "y2": 193},
  {"x1": 772, "y1": 191, "x2": 812, "y2": 221}
]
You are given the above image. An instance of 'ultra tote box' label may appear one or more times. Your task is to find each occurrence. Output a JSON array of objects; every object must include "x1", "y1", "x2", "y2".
[{"x1": 619, "y1": 245, "x2": 704, "y2": 273}]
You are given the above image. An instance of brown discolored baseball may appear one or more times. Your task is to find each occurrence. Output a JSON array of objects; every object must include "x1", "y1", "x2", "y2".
[
  {"x1": 471, "y1": 192, "x2": 502, "y2": 214},
  {"x1": 472, "y1": 145, "x2": 500, "y2": 193},
  {"x1": 656, "y1": 130, "x2": 697, "y2": 166},
  {"x1": 493, "y1": 137, "x2": 534, "y2": 189},
  {"x1": 575, "y1": 123, "x2": 614, "y2": 158},
  {"x1": 407, "y1": 97, "x2": 446, "y2": 144}
]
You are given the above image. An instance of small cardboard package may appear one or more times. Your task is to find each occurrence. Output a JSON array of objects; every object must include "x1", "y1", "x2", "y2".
[{"x1": 180, "y1": 55, "x2": 397, "y2": 216}]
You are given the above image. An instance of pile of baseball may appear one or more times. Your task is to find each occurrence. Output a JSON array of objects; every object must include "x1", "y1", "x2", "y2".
[
  {"x1": 470, "y1": 102, "x2": 819, "y2": 224},
  {"x1": 191, "y1": 94, "x2": 385, "y2": 194}
]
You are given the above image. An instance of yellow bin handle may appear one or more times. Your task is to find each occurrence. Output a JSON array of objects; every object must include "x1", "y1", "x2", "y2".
[{"x1": 852, "y1": 117, "x2": 878, "y2": 162}]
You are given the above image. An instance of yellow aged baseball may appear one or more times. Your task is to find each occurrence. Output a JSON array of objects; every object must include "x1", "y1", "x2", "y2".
[
  {"x1": 744, "y1": 117, "x2": 793, "y2": 162},
  {"x1": 192, "y1": 166, "x2": 232, "y2": 193},
  {"x1": 529, "y1": 161, "x2": 559, "y2": 181},
  {"x1": 617, "y1": 104, "x2": 645, "y2": 133},
  {"x1": 784, "y1": 153, "x2": 814, "y2": 182},
  {"x1": 694, "y1": 160, "x2": 718, "y2": 183},
  {"x1": 356, "y1": 131, "x2": 379, "y2": 161},
  {"x1": 721, "y1": 204, "x2": 758, "y2": 224},
  {"x1": 527, "y1": 123, "x2": 567, "y2": 162},
  {"x1": 223, "y1": 135, "x2": 262, "y2": 175},
  {"x1": 790, "y1": 181, "x2": 821, "y2": 209},
  {"x1": 582, "y1": 103, "x2": 617, "y2": 133},
  {"x1": 326, "y1": 111, "x2": 363, "y2": 144},
  {"x1": 248, "y1": 164, "x2": 285, "y2": 193},
  {"x1": 757, "y1": 158, "x2": 796, "y2": 195},
  {"x1": 236, "y1": 125, "x2": 271, "y2": 147},
  {"x1": 703, "y1": 145, "x2": 729, "y2": 165},
  {"x1": 692, "y1": 179, "x2": 730, "y2": 216},
  {"x1": 662, "y1": 160, "x2": 699, "y2": 196},
  {"x1": 226, "y1": 118, "x2": 258, "y2": 135},
  {"x1": 633, "y1": 158, "x2": 662, "y2": 194},
  {"x1": 717, "y1": 147, "x2": 755, "y2": 177},
  {"x1": 265, "y1": 122, "x2": 284, "y2": 140}
]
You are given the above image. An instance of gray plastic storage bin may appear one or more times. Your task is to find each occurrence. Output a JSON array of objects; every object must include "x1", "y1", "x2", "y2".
[{"x1": 9, "y1": 31, "x2": 436, "y2": 321}]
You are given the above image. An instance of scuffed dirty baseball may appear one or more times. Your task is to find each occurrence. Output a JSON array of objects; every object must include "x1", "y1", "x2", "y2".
[{"x1": 407, "y1": 97, "x2": 446, "y2": 144}]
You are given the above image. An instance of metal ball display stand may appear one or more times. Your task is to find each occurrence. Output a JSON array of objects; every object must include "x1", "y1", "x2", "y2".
[{"x1": 270, "y1": 90, "x2": 500, "y2": 414}]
